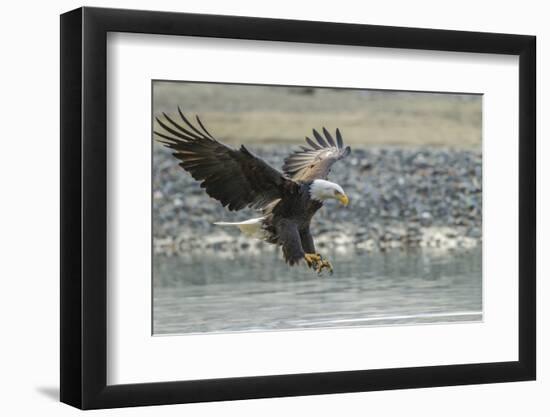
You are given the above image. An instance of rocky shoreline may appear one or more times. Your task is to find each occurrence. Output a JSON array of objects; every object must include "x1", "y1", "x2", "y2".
[{"x1": 153, "y1": 145, "x2": 482, "y2": 257}]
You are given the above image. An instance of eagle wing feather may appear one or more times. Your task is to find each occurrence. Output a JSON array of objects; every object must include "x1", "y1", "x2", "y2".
[
  {"x1": 282, "y1": 128, "x2": 351, "y2": 182},
  {"x1": 155, "y1": 109, "x2": 294, "y2": 211}
]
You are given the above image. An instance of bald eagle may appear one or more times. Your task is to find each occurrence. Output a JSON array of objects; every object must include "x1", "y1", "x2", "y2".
[{"x1": 155, "y1": 108, "x2": 351, "y2": 273}]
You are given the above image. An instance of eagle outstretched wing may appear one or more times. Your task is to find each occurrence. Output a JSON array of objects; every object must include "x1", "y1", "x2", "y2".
[
  {"x1": 154, "y1": 108, "x2": 294, "y2": 211},
  {"x1": 282, "y1": 127, "x2": 351, "y2": 182}
]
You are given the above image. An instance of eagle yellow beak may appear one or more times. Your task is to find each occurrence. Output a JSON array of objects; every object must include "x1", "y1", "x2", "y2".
[{"x1": 338, "y1": 193, "x2": 349, "y2": 206}]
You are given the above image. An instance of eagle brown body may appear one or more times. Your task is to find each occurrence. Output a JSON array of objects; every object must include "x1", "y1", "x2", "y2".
[
  {"x1": 155, "y1": 108, "x2": 351, "y2": 273},
  {"x1": 261, "y1": 184, "x2": 323, "y2": 265}
]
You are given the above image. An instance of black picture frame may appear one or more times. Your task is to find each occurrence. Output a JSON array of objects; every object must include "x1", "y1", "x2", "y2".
[{"x1": 60, "y1": 6, "x2": 536, "y2": 410}]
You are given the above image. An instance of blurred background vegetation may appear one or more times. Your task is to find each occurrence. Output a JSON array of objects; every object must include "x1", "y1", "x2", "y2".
[{"x1": 153, "y1": 81, "x2": 481, "y2": 149}]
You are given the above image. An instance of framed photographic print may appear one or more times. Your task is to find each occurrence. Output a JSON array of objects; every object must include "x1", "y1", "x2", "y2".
[{"x1": 60, "y1": 6, "x2": 536, "y2": 410}]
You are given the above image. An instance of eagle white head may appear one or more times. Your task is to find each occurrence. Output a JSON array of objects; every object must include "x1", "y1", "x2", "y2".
[{"x1": 309, "y1": 179, "x2": 349, "y2": 206}]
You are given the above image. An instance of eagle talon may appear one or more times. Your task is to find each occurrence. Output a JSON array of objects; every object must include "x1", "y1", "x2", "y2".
[
  {"x1": 304, "y1": 253, "x2": 322, "y2": 269},
  {"x1": 316, "y1": 261, "x2": 333, "y2": 275},
  {"x1": 313, "y1": 254, "x2": 333, "y2": 275}
]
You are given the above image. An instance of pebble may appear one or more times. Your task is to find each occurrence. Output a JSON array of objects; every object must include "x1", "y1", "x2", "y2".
[{"x1": 153, "y1": 145, "x2": 482, "y2": 255}]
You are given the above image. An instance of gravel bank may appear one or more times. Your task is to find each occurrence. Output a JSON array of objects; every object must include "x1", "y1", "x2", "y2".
[{"x1": 153, "y1": 145, "x2": 482, "y2": 256}]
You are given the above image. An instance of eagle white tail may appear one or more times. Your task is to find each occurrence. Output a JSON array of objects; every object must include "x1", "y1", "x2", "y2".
[{"x1": 213, "y1": 217, "x2": 267, "y2": 240}]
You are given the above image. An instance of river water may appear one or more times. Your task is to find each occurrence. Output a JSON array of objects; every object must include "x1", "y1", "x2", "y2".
[{"x1": 153, "y1": 247, "x2": 482, "y2": 335}]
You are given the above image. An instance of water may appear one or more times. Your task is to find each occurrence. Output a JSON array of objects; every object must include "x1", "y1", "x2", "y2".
[{"x1": 153, "y1": 247, "x2": 482, "y2": 335}]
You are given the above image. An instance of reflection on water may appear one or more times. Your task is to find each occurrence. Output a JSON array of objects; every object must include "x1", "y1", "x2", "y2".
[{"x1": 153, "y1": 247, "x2": 482, "y2": 335}]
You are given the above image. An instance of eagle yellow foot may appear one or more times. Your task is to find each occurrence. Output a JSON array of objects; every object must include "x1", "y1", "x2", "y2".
[
  {"x1": 304, "y1": 253, "x2": 322, "y2": 268},
  {"x1": 304, "y1": 253, "x2": 333, "y2": 275},
  {"x1": 315, "y1": 256, "x2": 333, "y2": 275}
]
